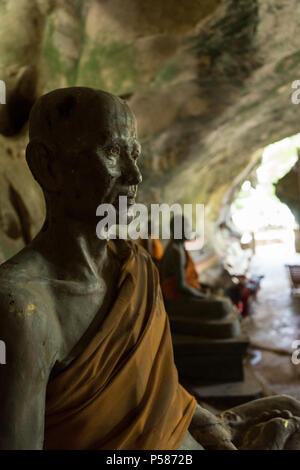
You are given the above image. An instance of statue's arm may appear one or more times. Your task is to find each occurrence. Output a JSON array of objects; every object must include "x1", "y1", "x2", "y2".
[
  {"x1": 0, "y1": 290, "x2": 52, "y2": 449},
  {"x1": 188, "y1": 404, "x2": 236, "y2": 450},
  {"x1": 174, "y1": 246, "x2": 205, "y2": 298}
]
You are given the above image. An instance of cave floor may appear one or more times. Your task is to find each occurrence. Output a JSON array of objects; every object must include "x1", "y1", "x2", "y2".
[
  {"x1": 190, "y1": 242, "x2": 300, "y2": 415},
  {"x1": 242, "y1": 242, "x2": 300, "y2": 400}
]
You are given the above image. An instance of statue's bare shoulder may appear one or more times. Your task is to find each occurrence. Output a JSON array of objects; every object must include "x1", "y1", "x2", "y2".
[
  {"x1": 0, "y1": 247, "x2": 60, "y2": 371},
  {"x1": 0, "y1": 248, "x2": 61, "y2": 449}
]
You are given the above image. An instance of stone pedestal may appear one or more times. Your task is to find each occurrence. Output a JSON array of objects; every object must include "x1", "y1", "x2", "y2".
[
  {"x1": 168, "y1": 308, "x2": 241, "y2": 340},
  {"x1": 172, "y1": 334, "x2": 248, "y2": 382},
  {"x1": 166, "y1": 302, "x2": 263, "y2": 402},
  {"x1": 172, "y1": 333, "x2": 263, "y2": 405},
  {"x1": 183, "y1": 364, "x2": 263, "y2": 407}
]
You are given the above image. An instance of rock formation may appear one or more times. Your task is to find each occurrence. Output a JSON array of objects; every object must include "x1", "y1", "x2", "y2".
[{"x1": 0, "y1": 0, "x2": 300, "y2": 259}]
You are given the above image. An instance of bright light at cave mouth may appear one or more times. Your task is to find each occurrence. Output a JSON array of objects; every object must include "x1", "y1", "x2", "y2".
[{"x1": 231, "y1": 133, "x2": 299, "y2": 252}]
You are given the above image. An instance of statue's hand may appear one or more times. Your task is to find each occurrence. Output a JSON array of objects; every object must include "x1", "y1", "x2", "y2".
[
  {"x1": 219, "y1": 398, "x2": 300, "y2": 450},
  {"x1": 189, "y1": 405, "x2": 237, "y2": 450},
  {"x1": 195, "y1": 291, "x2": 208, "y2": 299},
  {"x1": 238, "y1": 415, "x2": 300, "y2": 450},
  {"x1": 188, "y1": 288, "x2": 208, "y2": 299}
]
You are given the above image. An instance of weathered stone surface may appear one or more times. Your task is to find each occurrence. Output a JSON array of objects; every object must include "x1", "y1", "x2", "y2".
[
  {"x1": 0, "y1": 131, "x2": 45, "y2": 262},
  {"x1": 275, "y1": 160, "x2": 300, "y2": 225},
  {"x1": 0, "y1": 0, "x2": 300, "y2": 259}
]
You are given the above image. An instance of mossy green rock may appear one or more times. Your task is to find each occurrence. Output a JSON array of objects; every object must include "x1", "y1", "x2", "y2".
[{"x1": 0, "y1": 0, "x2": 300, "y2": 259}]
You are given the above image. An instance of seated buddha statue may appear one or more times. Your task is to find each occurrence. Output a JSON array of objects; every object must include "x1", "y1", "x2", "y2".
[{"x1": 161, "y1": 215, "x2": 240, "y2": 339}]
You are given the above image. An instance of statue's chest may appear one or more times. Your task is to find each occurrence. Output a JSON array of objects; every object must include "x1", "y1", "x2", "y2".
[{"x1": 49, "y1": 278, "x2": 117, "y2": 376}]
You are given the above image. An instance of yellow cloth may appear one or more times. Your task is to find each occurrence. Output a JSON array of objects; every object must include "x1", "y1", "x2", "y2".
[{"x1": 44, "y1": 241, "x2": 196, "y2": 450}]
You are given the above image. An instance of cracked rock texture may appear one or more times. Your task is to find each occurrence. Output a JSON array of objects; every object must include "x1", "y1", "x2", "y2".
[{"x1": 0, "y1": 0, "x2": 299, "y2": 259}]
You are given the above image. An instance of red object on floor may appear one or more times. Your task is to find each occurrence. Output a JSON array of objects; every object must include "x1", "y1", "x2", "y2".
[{"x1": 226, "y1": 275, "x2": 263, "y2": 317}]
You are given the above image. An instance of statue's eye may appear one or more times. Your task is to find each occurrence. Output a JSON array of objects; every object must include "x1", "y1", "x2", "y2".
[
  {"x1": 106, "y1": 144, "x2": 120, "y2": 160},
  {"x1": 132, "y1": 148, "x2": 140, "y2": 161}
]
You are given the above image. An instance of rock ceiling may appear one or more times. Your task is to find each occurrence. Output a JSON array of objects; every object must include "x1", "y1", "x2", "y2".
[{"x1": 0, "y1": 0, "x2": 299, "y2": 259}]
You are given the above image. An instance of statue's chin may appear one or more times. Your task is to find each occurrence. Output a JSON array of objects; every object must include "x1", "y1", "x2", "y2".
[
  {"x1": 106, "y1": 204, "x2": 142, "y2": 239},
  {"x1": 108, "y1": 224, "x2": 132, "y2": 240},
  {"x1": 114, "y1": 209, "x2": 134, "y2": 225}
]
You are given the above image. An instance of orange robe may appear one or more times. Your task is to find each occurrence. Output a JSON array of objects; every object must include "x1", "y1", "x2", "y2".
[
  {"x1": 161, "y1": 250, "x2": 200, "y2": 300},
  {"x1": 152, "y1": 238, "x2": 164, "y2": 261},
  {"x1": 138, "y1": 238, "x2": 164, "y2": 261},
  {"x1": 44, "y1": 242, "x2": 196, "y2": 450}
]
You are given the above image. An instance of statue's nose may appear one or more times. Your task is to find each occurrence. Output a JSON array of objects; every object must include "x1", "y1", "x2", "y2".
[{"x1": 123, "y1": 162, "x2": 143, "y2": 186}]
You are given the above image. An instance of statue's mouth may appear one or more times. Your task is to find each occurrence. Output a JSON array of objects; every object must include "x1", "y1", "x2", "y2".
[
  {"x1": 115, "y1": 190, "x2": 137, "y2": 206},
  {"x1": 127, "y1": 196, "x2": 136, "y2": 205},
  {"x1": 111, "y1": 196, "x2": 136, "y2": 216}
]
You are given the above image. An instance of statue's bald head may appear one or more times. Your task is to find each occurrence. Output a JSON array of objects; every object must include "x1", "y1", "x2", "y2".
[
  {"x1": 26, "y1": 87, "x2": 142, "y2": 218},
  {"x1": 28, "y1": 87, "x2": 136, "y2": 152}
]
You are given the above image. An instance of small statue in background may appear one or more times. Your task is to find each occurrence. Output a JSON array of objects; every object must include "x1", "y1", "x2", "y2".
[{"x1": 160, "y1": 215, "x2": 240, "y2": 339}]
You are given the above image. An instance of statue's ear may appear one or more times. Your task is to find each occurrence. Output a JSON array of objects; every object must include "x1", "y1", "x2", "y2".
[{"x1": 26, "y1": 140, "x2": 62, "y2": 192}]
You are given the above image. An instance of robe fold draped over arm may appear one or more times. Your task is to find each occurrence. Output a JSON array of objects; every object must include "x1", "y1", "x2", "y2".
[{"x1": 44, "y1": 242, "x2": 196, "y2": 450}]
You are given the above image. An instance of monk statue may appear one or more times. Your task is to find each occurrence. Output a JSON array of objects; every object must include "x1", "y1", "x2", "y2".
[
  {"x1": 161, "y1": 215, "x2": 240, "y2": 339},
  {"x1": 0, "y1": 87, "x2": 300, "y2": 450}
]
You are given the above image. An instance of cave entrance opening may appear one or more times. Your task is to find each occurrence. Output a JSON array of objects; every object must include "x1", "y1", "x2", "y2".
[
  {"x1": 226, "y1": 136, "x2": 300, "y2": 400},
  {"x1": 230, "y1": 133, "x2": 300, "y2": 260}
]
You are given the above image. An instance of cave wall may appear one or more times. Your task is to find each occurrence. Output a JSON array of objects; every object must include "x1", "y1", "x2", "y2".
[
  {"x1": 0, "y1": 0, "x2": 300, "y2": 259},
  {"x1": 275, "y1": 159, "x2": 300, "y2": 225}
]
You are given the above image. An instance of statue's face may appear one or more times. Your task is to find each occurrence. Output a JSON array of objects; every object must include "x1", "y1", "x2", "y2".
[{"x1": 57, "y1": 106, "x2": 142, "y2": 222}]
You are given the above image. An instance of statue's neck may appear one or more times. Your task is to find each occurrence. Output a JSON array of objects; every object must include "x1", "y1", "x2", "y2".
[{"x1": 34, "y1": 212, "x2": 109, "y2": 283}]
